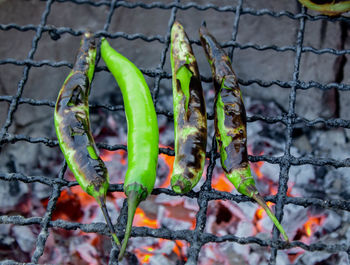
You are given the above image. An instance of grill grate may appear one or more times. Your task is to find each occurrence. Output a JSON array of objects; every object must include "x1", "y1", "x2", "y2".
[{"x1": 1, "y1": 0, "x2": 350, "y2": 264}]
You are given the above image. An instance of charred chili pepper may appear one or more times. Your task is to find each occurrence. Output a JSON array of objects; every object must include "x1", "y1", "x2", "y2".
[
  {"x1": 54, "y1": 32, "x2": 120, "y2": 246},
  {"x1": 298, "y1": 0, "x2": 350, "y2": 16},
  {"x1": 100, "y1": 38, "x2": 159, "y2": 260},
  {"x1": 199, "y1": 25, "x2": 289, "y2": 241},
  {"x1": 170, "y1": 21, "x2": 207, "y2": 194}
]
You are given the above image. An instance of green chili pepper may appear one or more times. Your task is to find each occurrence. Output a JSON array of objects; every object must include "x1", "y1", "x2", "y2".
[
  {"x1": 170, "y1": 21, "x2": 207, "y2": 194},
  {"x1": 298, "y1": 0, "x2": 350, "y2": 16},
  {"x1": 100, "y1": 38, "x2": 159, "y2": 260},
  {"x1": 54, "y1": 32, "x2": 120, "y2": 246},
  {"x1": 199, "y1": 25, "x2": 289, "y2": 241}
]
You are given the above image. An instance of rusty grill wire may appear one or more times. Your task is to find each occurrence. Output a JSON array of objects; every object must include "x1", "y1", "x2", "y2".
[{"x1": 1, "y1": 0, "x2": 350, "y2": 264}]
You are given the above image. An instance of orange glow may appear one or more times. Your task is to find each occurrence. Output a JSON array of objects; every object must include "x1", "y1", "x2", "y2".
[
  {"x1": 251, "y1": 160, "x2": 265, "y2": 179},
  {"x1": 146, "y1": 247, "x2": 154, "y2": 252},
  {"x1": 134, "y1": 248, "x2": 153, "y2": 264},
  {"x1": 270, "y1": 185, "x2": 278, "y2": 195},
  {"x1": 173, "y1": 240, "x2": 186, "y2": 258},
  {"x1": 212, "y1": 173, "x2": 235, "y2": 192},
  {"x1": 267, "y1": 201, "x2": 274, "y2": 208},
  {"x1": 73, "y1": 186, "x2": 96, "y2": 207},
  {"x1": 133, "y1": 208, "x2": 158, "y2": 229},
  {"x1": 158, "y1": 152, "x2": 175, "y2": 189},
  {"x1": 100, "y1": 149, "x2": 127, "y2": 164},
  {"x1": 100, "y1": 150, "x2": 114, "y2": 162},
  {"x1": 173, "y1": 241, "x2": 181, "y2": 257},
  {"x1": 143, "y1": 254, "x2": 151, "y2": 263},
  {"x1": 254, "y1": 202, "x2": 275, "y2": 232},
  {"x1": 256, "y1": 207, "x2": 265, "y2": 220},
  {"x1": 303, "y1": 216, "x2": 325, "y2": 237},
  {"x1": 286, "y1": 182, "x2": 299, "y2": 197},
  {"x1": 248, "y1": 147, "x2": 264, "y2": 179}
]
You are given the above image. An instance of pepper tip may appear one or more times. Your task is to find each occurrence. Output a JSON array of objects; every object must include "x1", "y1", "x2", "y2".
[{"x1": 118, "y1": 190, "x2": 142, "y2": 261}]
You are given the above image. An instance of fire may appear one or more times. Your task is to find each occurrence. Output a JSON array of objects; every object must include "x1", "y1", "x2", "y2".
[
  {"x1": 173, "y1": 240, "x2": 186, "y2": 259},
  {"x1": 248, "y1": 147, "x2": 264, "y2": 179},
  {"x1": 49, "y1": 186, "x2": 97, "y2": 221},
  {"x1": 133, "y1": 208, "x2": 158, "y2": 228},
  {"x1": 212, "y1": 173, "x2": 235, "y2": 192},
  {"x1": 255, "y1": 206, "x2": 265, "y2": 220},
  {"x1": 303, "y1": 216, "x2": 325, "y2": 237},
  {"x1": 133, "y1": 239, "x2": 187, "y2": 263},
  {"x1": 100, "y1": 149, "x2": 127, "y2": 164},
  {"x1": 254, "y1": 201, "x2": 276, "y2": 232},
  {"x1": 158, "y1": 152, "x2": 175, "y2": 189},
  {"x1": 251, "y1": 160, "x2": 264, "y2": 179}
]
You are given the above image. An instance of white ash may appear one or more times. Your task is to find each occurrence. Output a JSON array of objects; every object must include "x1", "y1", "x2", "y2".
[
  {"x1": 149, "y1": 253, "x2": 177, "y2": 265},
  {"x1": 0, "y1": 179, "x2": 28, "y2": 211},
  {"x1": 94, "y1": 200, "x2": 120, "y2": 225},
  {"x1": 157, "y1": 205, "x2": 193, "y2": 230},
  {"x1": 12, "y1": 226, "x2": 36, "y2": 253},
  {"x1": 154, "y1": 193, "x2": 184, "y2": 206},
  {"x1": 232, "y1": 221, "x2": 256, "y2": 258},
  {"x1": 237, "y1": 201, "x2": 259, "y2": 221},
  {"x1": 0, "y1": 224, "x2": 15, "y2": 247},
  {"x1": 184, "y1": 197, "x2": 199, "y2": 212}
]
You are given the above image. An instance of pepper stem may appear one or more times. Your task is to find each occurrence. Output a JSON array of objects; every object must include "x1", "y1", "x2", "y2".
[
  {"x1": 118, "y1": 190, "x2": 141, "y2": 261},
  {"x1": 98, "y1": 196, "x2": 121, "y2": 247},
  {"x1": 250, "y1": 190, "x2": 289, "y2": 242}
]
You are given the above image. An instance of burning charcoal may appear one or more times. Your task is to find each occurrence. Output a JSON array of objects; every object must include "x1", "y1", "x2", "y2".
[
  {"x1": 157, "y1": 205, "x2": 194, "y2": 230},
  {"x1": 149, "y1": 254, "x2": 177, "y2": 265},
  {"x1": 282, "y1": 206, "x2": 308, "y2": 240},
  {"x1": 154, "y1": 193, "x2": 184, "y2": 206},
  {"x1": 12, "y1": 226, "x2": 36, "y2": 253},
  {"x1": 183, "y1": 197, "x2": 199, "y2": 212},
  {"x1": 206, "y1": 201, "x2": 245, "y2": 236},
  {"x1": 200, "y1": 242, "x2": 246, "y2": 265},
  {"x1": 128, "y1": 237, "x2": 182, "y2": 264}
]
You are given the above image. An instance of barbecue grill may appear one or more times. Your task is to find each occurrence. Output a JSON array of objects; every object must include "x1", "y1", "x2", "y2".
[{"x1": 1, "y1": 0, "x2": 350, "y2": 264}]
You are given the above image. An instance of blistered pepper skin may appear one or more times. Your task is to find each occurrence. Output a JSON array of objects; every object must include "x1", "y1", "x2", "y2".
[
  {"x1": 199, "y1": 25, "x2": 289, "y2": 241},
  {"x1": 54, "y1": 32, "x2": 120, "y2": 246},
  {"x1": 170, "y1": 21, "x2": 207, "y2": 194},
  {"x1": 101, "y1": 38, "x2": 159, "y2": 260}
]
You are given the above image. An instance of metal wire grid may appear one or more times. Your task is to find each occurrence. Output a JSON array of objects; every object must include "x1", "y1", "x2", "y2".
[{"x1": 0, "y1": 0, "x2": 350, "y2": 264}]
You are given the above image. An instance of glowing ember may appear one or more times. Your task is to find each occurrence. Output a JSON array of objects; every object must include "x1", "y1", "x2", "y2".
[
  {"x1": 158, "y1": 152, "x2": 174, "y2": 189},
  {"x1": 49, "y1": 186, "x2": 97, "y2": 221},
  {"x1": 132, "y1": 239, "x2": 186, "y2": 263},
  {"x1": 173, "y1": 240, "x2": 186, "y2": 260},
  {"x1": 303, "y1": 216, "x2": 325, "y2": 237},
  {"x1": 255, "y1": 206, "x2": 265, "y2": 220},
  {"x1": 251, "y1": 160, "x2": 264, "y2": 179},
  {"x1": 212, "y1": 173, "x2": 235, "y2": 192},
  {"x1": 248, "y1": 147, "x2": 264, "y2": 179},
  {"x1": 133, "y1": 208, "x2": 158, "y2": 229},
  {"x1": 100, "y1": 149, "x2": 127, "y2": 164}
]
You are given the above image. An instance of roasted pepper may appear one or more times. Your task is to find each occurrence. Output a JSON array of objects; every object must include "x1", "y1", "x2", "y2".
[
  {"x1": 170, "y1": 21, "x2": 207, "y2": 194},
  {"x1": 199, "y1": 25, "x2": 289, "y2": 241},
  {"x1": 54, "y1": 32, "x2": 120, "y2": 246}
]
